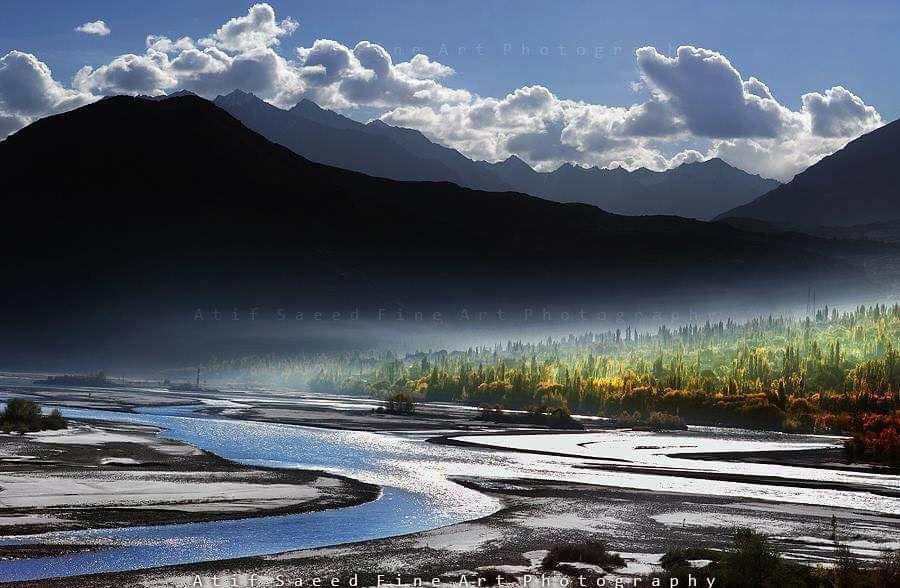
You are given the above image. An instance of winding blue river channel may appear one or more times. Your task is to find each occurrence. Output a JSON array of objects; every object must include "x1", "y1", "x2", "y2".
[{"x1": 1, "y1": 404, "x2": 898, "y2": 582}]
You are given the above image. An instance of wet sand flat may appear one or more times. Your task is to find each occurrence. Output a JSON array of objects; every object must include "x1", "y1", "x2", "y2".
[
  {"x1": 11, "y1": 477, "x2": 898, "y2": 587},
  {"x1": 0, "y1": 419, "x2": 378, "y2": 543}
]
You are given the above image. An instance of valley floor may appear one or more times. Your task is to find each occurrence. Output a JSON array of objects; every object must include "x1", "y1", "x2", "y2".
[
  {"x1": 0, "y1": 418, "x2": 378, "y2": 560},
  {"x1": 1, "y1": 379, "x2": 898, "y2": 587},
  {"x1": 10, "y1": 477, "x2": 899, "y2": 587}
]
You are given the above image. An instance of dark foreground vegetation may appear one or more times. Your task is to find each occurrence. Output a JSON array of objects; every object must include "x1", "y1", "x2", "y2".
[
  {"x1": 645, "y1": 528, "x2": 899, "y2": 588},
  {"x1": 616, "y1": 410, "x2": 688, "y2": 430},
  {"x1": 541, "y1": 529, "x2": 899, "y2": 587},
  {"x1": 542, "y1": 540, "x2": 625, "y2": 571},
  {"x1": 1, "y1": 398, "x2": 67, "y2": 433},
  {"x1": 477, "y1": 405, "x2": 585, "y2": 429}
]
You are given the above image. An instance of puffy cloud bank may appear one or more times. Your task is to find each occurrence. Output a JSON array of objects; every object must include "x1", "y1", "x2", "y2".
[
  {"x1": 0, "y1": 51, "x2": 95, "y2": 133},
  {"x1": 0, "y1": 3, "x2": 883, "y2": 181},
  {"x1": 381, "y1": 45, "x2": 881, "y2": 180}
]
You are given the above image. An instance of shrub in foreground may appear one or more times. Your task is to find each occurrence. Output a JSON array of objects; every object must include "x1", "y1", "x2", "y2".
[
  {"x1": 645, "y1": 528, "x2": 900, "y2": 587},
  {"x1": 844, "y1": 413, "x2": 900, "y2": 465},
  {"x1": 41, "y1": 408, "x2": 68, "y2": 430},
  {"x1": 385, "y1": 391, "x2": 417, "y2": 414},
  {"x1": 542, "y1": 540, "x2": 625, "y2": 571},
  {"x1": 1, "y1": 399, "x2": 67, "y2": 433},
  {"x1": 659, "y1": 546, "x2": 720, "y2": 570}
]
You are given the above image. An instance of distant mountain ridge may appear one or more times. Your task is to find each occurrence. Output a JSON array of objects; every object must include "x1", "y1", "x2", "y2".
[
  {"x1": 213, "y1": 90, "x2": 509, "y2": 192},
  {"x1": 212, "y1": 90, "x2": 778, "y2": 219},
  {"x1": 482, "y1": 155, "x2": 779, "y2": 220},
  {"x1": 717, "y1": 118, "x2": 900, "y2": 227}
]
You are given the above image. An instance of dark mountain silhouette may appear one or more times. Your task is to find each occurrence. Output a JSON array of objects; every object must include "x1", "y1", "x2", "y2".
[
  {"x1": 483, "y1": 156, "x2": 778, "y2": 220},
  {"x1": 487, "y1": 154, "x2": 543, "y2": 188},
  {"x1": 214, "y1": 90, "x2": 508, "y2": 191},
  {"x1": 213, "y1": 90, "x2": 459, "y2": 184},
  {"x1": 147, "y1": 89, "x2": 197, "y2": 101},
  {"x1": 717, "y1": 119, "x2": 900, "y2": 226},
  {"x1": 485, "y1": 157, "x2": 638, "y2": 209},
  {"x1": 610, "y1": 158, "x2": 780, "y2": 219},
  {"x1": 361, "y1": 118, "x2": 510, "y2": 192},
  {"x1": 215, "y1": 92, "x2": 775, "y2": 219},
  {"x1": 0, "y1": 95, "x2": 884, "y2": 365},
  {"x1": 288, "y1": 98, "x2": 362, "y2": 131}
]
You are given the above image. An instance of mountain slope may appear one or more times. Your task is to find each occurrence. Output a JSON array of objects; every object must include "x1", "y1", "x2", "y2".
[
  {"x1": 0, "y1": 95, "x2": 881, "y2": 366},
  {"x1": 217, "y1": 93, "x2": 775, "y2": 219},
  {"x1": 717, "y1": 119, "x2": 900, "y2": 226},
  {"x1": 214, "y1": 91, "x2": 509, "y2": 191},
  {"x1": 610, "y1": 158, "x2": 780, "y2": 219},
  {"x1": 485, "y1": 157, "x2": 643, "y2": 207},
  {"x1": 485, "y1": 156, "x2": 778, "y2": 220},
  {"x1": 362, "y1": 119, "x2": 510, "y2": 191},
  {"x1": 213, "y1": 90, "x2": 459, "y2": 183},
  {"x1": 289, "y1": 98, "x2": 364, "y2": 131}
]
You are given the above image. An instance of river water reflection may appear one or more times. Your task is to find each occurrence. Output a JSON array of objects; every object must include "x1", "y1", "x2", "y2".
[{"x1": 0, "y1": 404, "x2": 897, "y2": 582}]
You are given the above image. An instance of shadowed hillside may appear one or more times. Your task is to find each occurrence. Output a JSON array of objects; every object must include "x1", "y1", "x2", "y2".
[
  {"x1": 214, "y1": 91, "x2": 510, "y2": 191},
  {"x1": 485, "y1": 156, "x2": 779, "y2": 220},
  {"x1": 0, "y1": 95, "x2": 886, "y2": 365},
  {"x1": 718, "y1": 119, "x2": 900, "y2": 226},
  {"x1": 215, "y1": 91, "x2": 778, "y2": 219}
]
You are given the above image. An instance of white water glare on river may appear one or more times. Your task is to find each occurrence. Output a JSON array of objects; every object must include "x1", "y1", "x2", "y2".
[{"x1": 0, "y1": 400, "x2": 898, "y2": 582}]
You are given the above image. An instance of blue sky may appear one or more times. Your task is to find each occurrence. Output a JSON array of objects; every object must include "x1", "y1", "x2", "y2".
[
  {"x1": 3, "y1": 0, "x2": 897, "y2": 118},
  {"x1": 0, "y1": 1, "x2": 896, "y2": 180}
]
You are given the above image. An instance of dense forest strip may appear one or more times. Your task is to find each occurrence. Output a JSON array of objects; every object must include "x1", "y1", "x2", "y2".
[{"x1": 205, "y1": 304, "x2": 899, "y2": 462}]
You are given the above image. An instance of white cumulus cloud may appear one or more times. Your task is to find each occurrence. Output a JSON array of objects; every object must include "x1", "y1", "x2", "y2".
[
  {"x1": 802, "y1": 85, "x2": 881, "y2": 138},
  {"x1": 395, "y1": 54, "x2": 455, "y2": 80},
  {"x1": 75, "y1": 20, "x2": 111, "y2": 37},
  {"x1": 379, "y1": 45, "x2": 882, "y2": 180},
  {"x1": 0, "y1": 4, "x2": 885, "y2": 182},
  {"x1": 209, "y1": 3, "x2": 297, "y2": 52},
  {"x1": 635, "y1": 45, "x2": 800, "y2": 139},
  {"x1": 0, "y1": 50, "x2": 94, "y2": 138},
  {"x1": 74, "y1": 53, "x2": 178, "y2": 96}
]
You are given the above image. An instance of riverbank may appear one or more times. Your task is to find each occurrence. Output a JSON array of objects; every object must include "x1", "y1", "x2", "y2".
[
  {"x1": 9, "y1": 476, "x2": 899, "y2": 587},
  {"x1": 2, "y1": 375, "x2": 615, "y2": 433},
  {"x1": 0, "y1": 418, "x2": 379, "y2": 549},
  {"x1": 432, "y1": 432, "x2": 900, "y2": 486},
  {"x1": 670, "y1": 447, "x2": 898, "y2": 475}
]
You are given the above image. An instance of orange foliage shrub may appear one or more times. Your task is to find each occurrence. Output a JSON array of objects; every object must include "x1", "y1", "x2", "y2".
[{"x1": 845, "y1": 413, "x2": 900, "y2": 465}]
